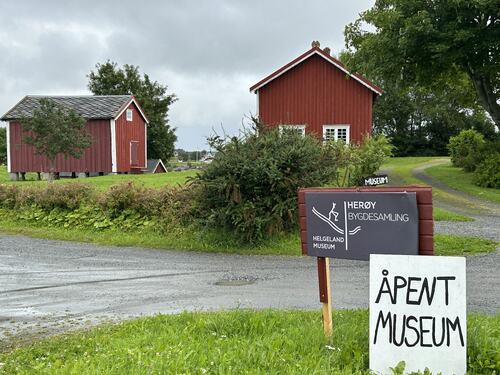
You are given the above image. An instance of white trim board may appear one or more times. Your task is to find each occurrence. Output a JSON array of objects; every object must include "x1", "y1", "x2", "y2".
[
  {"x1": 5, "y1": 122, "x2": 11, "y2": 173},
  {"x1": 110, "y1": 119, "x2": 117, "y2": 173}
]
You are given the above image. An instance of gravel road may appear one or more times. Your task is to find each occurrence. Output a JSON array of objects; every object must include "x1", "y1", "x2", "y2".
[
  {"x1": 0, "y1": 235, "x2": 498, "y2": 345},
  {"x1": 412, "y1": 162, "x2": 500, "y2": 241}
]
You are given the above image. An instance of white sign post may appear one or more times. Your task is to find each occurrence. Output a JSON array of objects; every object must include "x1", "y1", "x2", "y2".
[{"x1": 370, "y1": 255, "x2": 466, "y2": 375}]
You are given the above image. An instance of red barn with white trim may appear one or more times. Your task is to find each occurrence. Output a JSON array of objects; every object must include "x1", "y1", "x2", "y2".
[
  {"x1": 250, "y1": 42, "x2": 382, "y2": 144},
  {"x1": 1, "y1": 95, "x2": 148, "y2": 179}
]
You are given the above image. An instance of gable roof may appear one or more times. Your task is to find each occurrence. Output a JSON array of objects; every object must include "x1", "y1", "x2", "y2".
[
  {"x1": 146, "y1": 159, "x2": 167, "y2": 173},
  {"x1": 1, "y1": 95, "x2": 149, "y2": 122},
  {"x1": 249, "y1": 46, "x2": 383, "y2": 95}
]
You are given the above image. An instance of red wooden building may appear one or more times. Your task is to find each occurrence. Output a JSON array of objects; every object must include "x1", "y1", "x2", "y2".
[
  {"x1": 1, "y1": 95, "x2": 148, "y2": 179},
  {"x1": 250, "y1": 41, "x2": 383, "y2": 143}
]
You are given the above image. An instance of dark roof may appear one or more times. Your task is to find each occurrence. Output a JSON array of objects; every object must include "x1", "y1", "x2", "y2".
[
  {"x1": 1, "y1": 95, "x2": 134, "y2": 121},
  {"x1": 249, "y1": 46, "x2": 383, "y2": 95},
  {"x1": 146, "y1": 159, "x2": 167, "y2": 173}
]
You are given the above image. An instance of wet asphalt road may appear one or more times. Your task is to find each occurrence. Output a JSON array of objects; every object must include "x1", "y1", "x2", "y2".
[{"x1": 0, "y1": 235, "x2": 498, "y2": 342}]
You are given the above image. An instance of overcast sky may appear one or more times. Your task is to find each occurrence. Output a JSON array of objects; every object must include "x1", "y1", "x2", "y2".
[{"x1": 0, "y1": 0, "x2": 374, "y2": 150}]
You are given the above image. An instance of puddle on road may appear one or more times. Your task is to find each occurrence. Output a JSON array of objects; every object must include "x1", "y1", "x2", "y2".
[{"x1": 214, "y1": 278, "x2": 256, "y2": 286}]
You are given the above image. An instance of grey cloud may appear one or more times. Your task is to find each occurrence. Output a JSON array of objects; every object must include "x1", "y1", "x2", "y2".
[{"x1": 0, "y1": 0, "x2": 374, "y2": 149}]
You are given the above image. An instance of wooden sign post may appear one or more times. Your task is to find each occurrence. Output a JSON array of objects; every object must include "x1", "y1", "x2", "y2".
[
  {"x1": 298, "y1": 186, "x2": 433, "y2": 338},
  {"x1": 317, "y1": 257, "x2": 332, "y2": 336}
]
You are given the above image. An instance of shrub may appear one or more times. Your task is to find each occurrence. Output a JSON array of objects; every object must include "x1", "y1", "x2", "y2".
[
  {"x1": 473, "y1": 153, "x2": 500, "y2": 189},
  {"x1": 97, "y1": 182, "x2": 161, "y2": 219},
  {"x1": 15, "y1": 183, "x2": 94, "y2": 211},
  {"x1": 326, "y1": 135, "x2": 392, "y2": 186},
  {"x1": 0, "y1": 184, "x2": 19, "y2": 209},
  {"x1": 193, "y1": 124, "x2": 339, "y2": 242},
  {"x1": 448, "y1": 129, "x2": 486, "y2": 172}
]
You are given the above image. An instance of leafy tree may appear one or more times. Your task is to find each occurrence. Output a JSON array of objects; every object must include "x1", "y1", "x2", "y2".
[
  {"x1": 88, "y1": 62, "x2": 177, "y2": 161},
  {"x1": 0, "y1": 127, "x2": 6, "y2": 165},
  {"x1": 344, "y1": 0, "x2": 500, "y2": 127},
  {"x1": 19, "y1": 99, "x2": 92, "y2": 179}
]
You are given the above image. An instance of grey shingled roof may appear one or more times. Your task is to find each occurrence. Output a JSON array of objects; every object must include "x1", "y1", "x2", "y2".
[
  {"x1": 146, "y1": 159, "x2": 167, "y2": 173},
  {"x1": 1, "y1": 95, "x2": 133, "y2": 121}
]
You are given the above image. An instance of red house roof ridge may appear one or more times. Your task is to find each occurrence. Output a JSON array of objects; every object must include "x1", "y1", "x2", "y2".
[{"x1": 249, "y1": 46, "x2": 383, "y2": 95}]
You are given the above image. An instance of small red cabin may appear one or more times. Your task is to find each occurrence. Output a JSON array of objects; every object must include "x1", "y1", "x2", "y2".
[
  {"x1": 1, "y1": 95, "x2": 148, "y2": 179},
  {"x1": 250, "y1": 41, "x2": 383, "y2": 144}
]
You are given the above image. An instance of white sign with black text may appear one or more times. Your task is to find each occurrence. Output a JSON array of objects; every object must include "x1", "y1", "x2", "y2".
[{"x1": 369, "y1": 254, "x2": 466, "y2": 375}]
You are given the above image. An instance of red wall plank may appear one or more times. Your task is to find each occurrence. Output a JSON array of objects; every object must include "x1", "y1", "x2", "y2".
[{"x1": 9, "y1": 120, "x2": 111, "y2": 173}]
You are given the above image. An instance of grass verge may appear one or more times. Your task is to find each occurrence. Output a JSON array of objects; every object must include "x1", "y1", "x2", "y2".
[
  {"x1": 426, "y1": 163, "x2": 500, "y2": 204},
  {"x1": 0, "y1": 213, "x2": 496, "y2": 257},
  {"x1": 0, "y1": 166, "x2": 196, "y2": 190},
  {"x1": 433, "y1": 207, "x2": 473, "y2": 222},
  {"x1": 381, "y1": 157, "x2": 478, "y2": 218},
  {"x1": 0, "y1": 310, "x2": 498, "y2": 374},
  {"x1": 434, "y1": 234, "x2": 498, "y2": 257}
]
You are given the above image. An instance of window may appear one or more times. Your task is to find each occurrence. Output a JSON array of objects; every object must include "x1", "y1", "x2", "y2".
[
  {"x1": 126, "y1": 109, "x2": 133, "y2": 121},
  {"x1": 323, "y1": 125, "x2": 350, "y2": 143},
  {"x1": 278, "y1": 125, "x2": 306, "y2": 136}
]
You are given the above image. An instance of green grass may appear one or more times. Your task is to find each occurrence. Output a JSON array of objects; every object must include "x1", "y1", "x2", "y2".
[
  {"x1": 0, "y1": 212, "x2": 301, "y2": 256},
  {"x1": 381, "y1": 156, "x2": 446, "y2": 185},
  {"x1": 0, "y1": 212, "x2": 496, "y2": 257},
  {"x1": 426, "y1": 163, "x2": 500, "y2": 204},
  {"x1": 433, "y1": 207, "x2": 473, "y2": 222},
  {"x1": 0, "y1": 166, "x2": 196, "y2": 190},
  {"x1": 0, "y1": 310, "x2": 498, "y2": 374},
  {"x1": 382, "y1": 157, "x2": 483, "y2": 216},
  {"x1": 434, "y1": 234, "x2": 498, "y2": 256}
]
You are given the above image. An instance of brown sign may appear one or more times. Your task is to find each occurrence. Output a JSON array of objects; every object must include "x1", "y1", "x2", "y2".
[
  {"x1": 305, "y1": 191, "x2": 418, "y2": 260},
  {"x1": 298, "y1": 187, "x2": 434, "y2": 258}
]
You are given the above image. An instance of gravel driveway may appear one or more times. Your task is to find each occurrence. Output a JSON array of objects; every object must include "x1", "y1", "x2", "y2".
[{"x1": 0, "y1": 235, "x2": 498, "y2": 346}]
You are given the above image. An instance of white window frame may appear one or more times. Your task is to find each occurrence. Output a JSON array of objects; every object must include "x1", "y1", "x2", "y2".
[
  {"x1": 278, "y1": 124, "x2": 306, "y2": 136},
  {"x1": 126, "y1": 109, "x2": 133, "y2": 122},
  {"x1": 322, "y1": 125, "x2": 350, "y2": 143}
]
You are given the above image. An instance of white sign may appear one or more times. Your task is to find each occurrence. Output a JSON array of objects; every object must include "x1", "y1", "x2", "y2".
[{"x1": 370, "y1": 255, "x2": 466, "y2": 375}]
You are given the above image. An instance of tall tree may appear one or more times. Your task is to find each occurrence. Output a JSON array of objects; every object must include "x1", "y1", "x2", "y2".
[
  {"x1": 88, "y1": 62, "x2": 177, "y2": 161},
  {"x1": 344, "y1": 0, "x2": 500, "y2": 127},
  {"x1": 20, "y1": 99, "x2": 92, "y2": 179}
]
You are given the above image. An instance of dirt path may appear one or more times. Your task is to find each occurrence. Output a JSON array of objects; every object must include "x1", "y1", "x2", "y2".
[
  {"x1": 408, "y1": 160, "x2": 500, "y2": 241},
  {"x1": 412, "y1": 160, "x2": 500, "y2": 216}
]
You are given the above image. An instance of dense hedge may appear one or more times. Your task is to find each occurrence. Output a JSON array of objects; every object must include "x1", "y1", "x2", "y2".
[
  {"x1": 0, "y1": 182, "x2": 196, "y2": 232},
  {"x1": 448, "y1": 129, "x2": 500, "y2": 188}
]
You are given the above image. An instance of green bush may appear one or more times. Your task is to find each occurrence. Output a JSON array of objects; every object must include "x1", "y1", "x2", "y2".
[
  {"x1": 448, "y1": 129, "x2": 486, "y2": 172},
  {"x1": 326, "y1": 135, "x2": 393, "y2": 186},
  {"x1": 473, "y1": 153, "x2": 500, "y2": 188},
  {"x1": 0, "y1": 184, "x2": 19, "y2": 209},
  {"x1": 194, "y1": 124, "x2": 338, "y2": 242}
]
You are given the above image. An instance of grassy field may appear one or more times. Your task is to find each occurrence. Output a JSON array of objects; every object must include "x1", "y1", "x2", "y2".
[
  {"x1": 0, "y1": 166, "x2": 196, "y2": 190},
  {"x1": 382, "y1": 157, "x2": 488, "y2": 215},
  {"x1": 0, "y1": 213, "x2": 496, "y2": 257},
  {"x1": 0, "y1": 309, "x2": 498, "y2": 374},
  {"x1": 426, "y1": 163, "x2": 500, "y2": 204}
]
